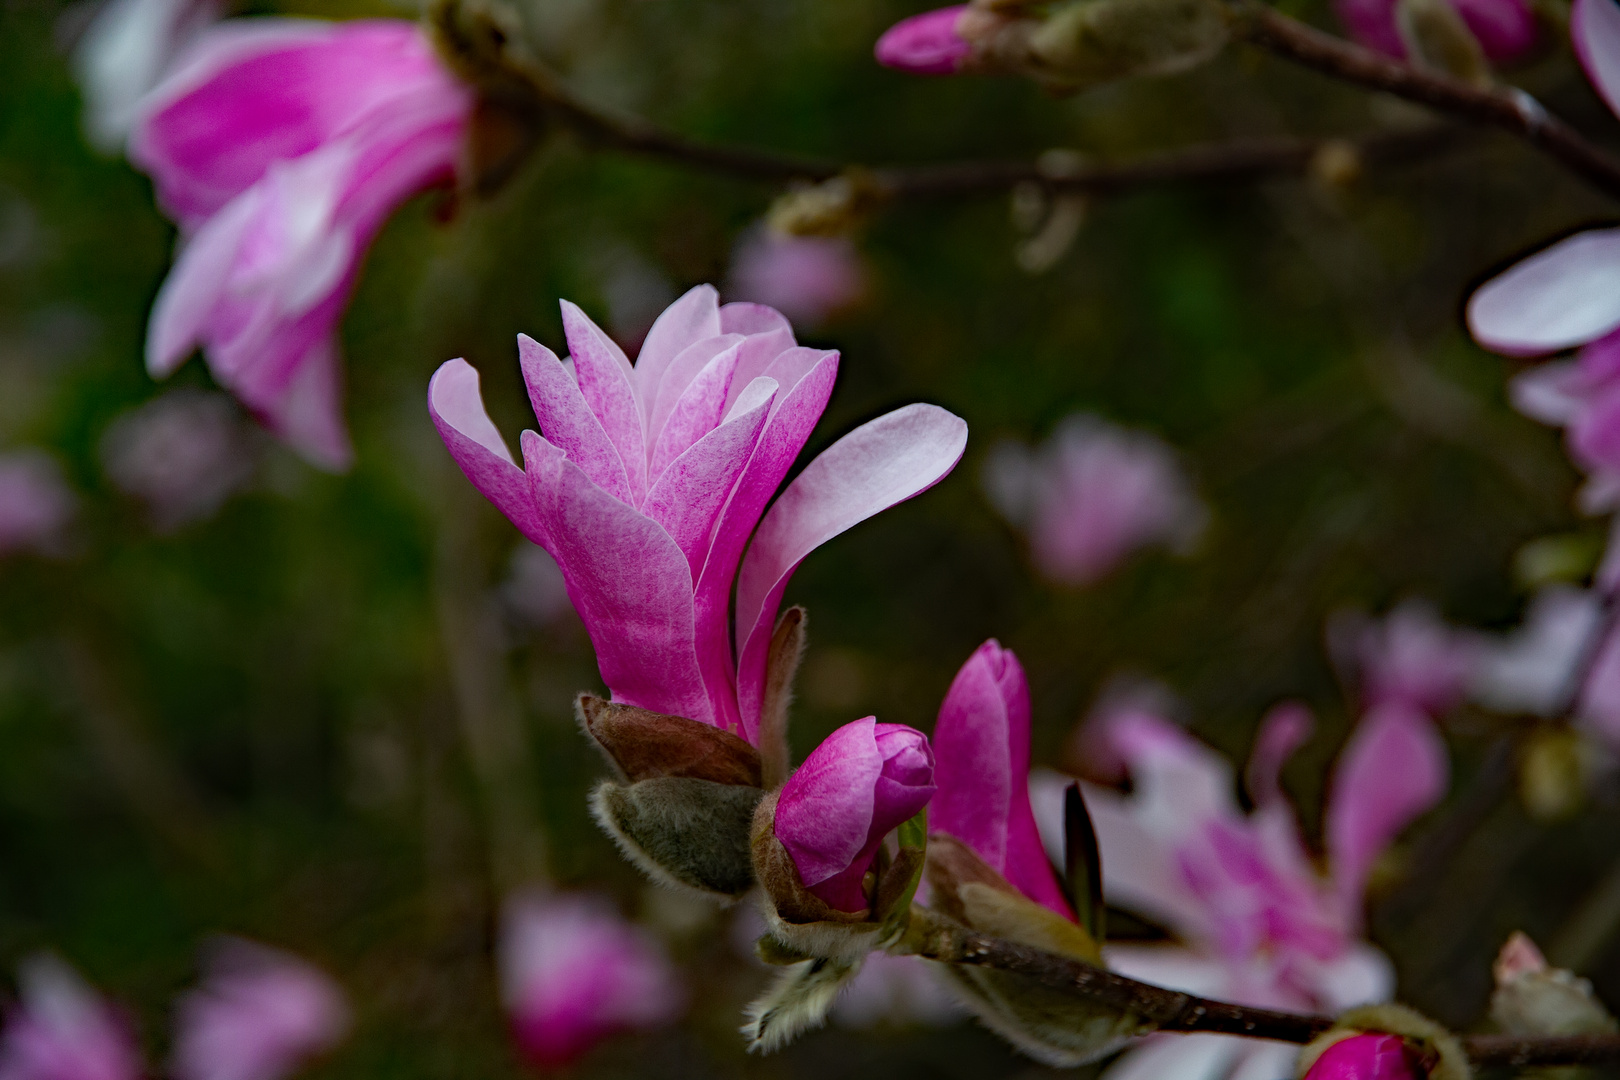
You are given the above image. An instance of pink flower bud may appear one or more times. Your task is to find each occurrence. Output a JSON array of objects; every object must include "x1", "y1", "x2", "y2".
[
  {"x1": 1303, "y1": 1033, "x2": 1420, "y2": 1080},
  {"x1": 774, "y1": 718, "x2": 936, "y2": 912},
  {"x1": 875, "y1": 6, "x2": 974, "y2": 74},
  {"x1": 1333, "y1": 0, "x2": 1536, "y2": 63}
]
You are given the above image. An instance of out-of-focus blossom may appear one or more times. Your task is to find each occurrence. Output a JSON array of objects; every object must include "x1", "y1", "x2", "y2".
[
  {"x1": 875, "y1": 6, "x2": 974, "y2": 74},
  {"x1": 1333, "y1": 0, "x2": 1536, "y2": 65},
  {"x1": 772, "y1": 718, "x2": 936, "y2": 912},
  {"x1": 931, "y1": 639, "x2": 1072, "y2": 918},
  {"x1": 0, "y1": 451, "x2": 76, "y2": 558},
  {"x1": 831, "y1": 952, "x2": 965, "y2": 1028},
  {"x1": 1301, "y1": 1033, "x2": 1420, "y2": 1080},
  {"x1": 726, "y1": 230, "x2": 866, "y2": 329},
  {"x1": 72, "y1": 0, "x2": 218, "y2": 150},
  {"x1": 500, "y1": 543, "x2": 577, "y2": 629},
  {"x1": 1469, "y1": 586, "x2": 1606, "y2": 718},
  {"x1": 0, "y1": 955, "x2": 141, "y2": 1080},
  {"x1": 1336, "y1": 600, "x2": 1481, "y2": 716},
  {"x1": 100, "y1": 388, "x2": 258, "y2": 531},
  {"x1": 1466, "y1": 0, "x2": 1620, "y2": 500},
  {"x1": 1490, "y1": 931, "x2": 1618, "y2": 1035},
  {"x1": 171, "y1": 938, "x2": 349, "y2": 1080},
  {"x1": 429, "y1": 285, "x2": 967, "y2": 743},
  {"x1": 499, "y1": 891, "x2": 685, "y2": 1068},
  {"x1": 131, "y1": 19, "x2": 475, "y2": 469},
  {"x1": 984, "y1": 414, "x2": 1205, "y2": 586},
  {"x1": 1031, "y1": 697, "x2": 1447, "y2": 1080}
]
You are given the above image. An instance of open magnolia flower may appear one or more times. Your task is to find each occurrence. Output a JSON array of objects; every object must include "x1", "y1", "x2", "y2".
[
  {"x1": 1032, "y1": 696, "x2": 1447, "y2": 1080},
  {"x1": 430, "y1": 285, "x2": 967, "y2": 743},
  {"x1": 132, "y1": 18, "x2": 474, "y2": 468},
  {"x1": 1466, "y1": 0, "x2": 1620, "y2": 507}
]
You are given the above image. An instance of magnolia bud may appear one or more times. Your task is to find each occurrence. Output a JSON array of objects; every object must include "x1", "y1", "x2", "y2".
[
  {"x1": 1300, "y1": 1033, "x2": 1422, "y2": 1080},
  {"x1": 1394, "y1": 0, "x2": 1491, "y2": 85},
  {"x1": 875, "y1": 6, "x2": 975, "y2": 73},
  {"x1": 1490, "y1": 932, "x2": 1617, "y2": 1036},
  {"x1": 1296, "y1": 1005, "x2": 1470, "y2": 1080},
  {"x1": 765, "y1": 171, "x2": 887, "y2": 238},
  {"x1": 1023, "y1": 0, "x2": 1231, "y2": 91}
]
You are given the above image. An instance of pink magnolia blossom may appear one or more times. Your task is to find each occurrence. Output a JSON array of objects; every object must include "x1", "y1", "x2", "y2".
[
  {"x1": 72, "y1": 0, "x2": 218, "y2": 150},
  {"x1": 1031, "y1": 698, "x2": 1447, "y2": 1080},
  {"x1": 131, "y1": 19, "x2": 474, "y2": 469},
  {"x1": 931, "y1": 639, "x2": 1073, "y2": 918},
  {"x1": 0, "y1": 451, "x2": 76, "y2": 557},
  {"x1": 100, "y1": 388, "x2": 258, "y2": 532},
  {"x1": 1303, "y1": 1033, "x2": 1420, "y2": 1080},
  {"x1": 726, "y1": 229, "x2": 866, "y2": 329},
  {"x1": 171, "y1": 939, "x2": 349, "y2": 1080},
  {"x1": 1338, "y1": 600, "x2": 1481, "y2": 716},
  {"x1": 0, "y1": 956, "x2": 141, "y2": 1080},
  {"x1": 429, "y1": 286, "x2": 968, "y2": 742},
  {"x1": 874, "y1": 7, "x2": 975, "y2": 74},
  {"x1": 1333, "y1": 0, "x2": 1536, "y2": 63},
  {"x1": 773, "y1": 718, "x2": 936, "y2": 912},
  {"x1": 983, "y1": 415, "x2": 1205, "y2": 586},
  {"x1": 499, "y1": 891, "x2": 685, "y2": 1067}
]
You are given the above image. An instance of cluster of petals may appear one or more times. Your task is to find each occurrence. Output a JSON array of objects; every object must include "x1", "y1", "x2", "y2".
[
  {"x1": 498, "y1": 891, "x2": 685, "y2": 1067},
  {"x1": 774, "y1": 717, "x2": 937, "y2": 911},
  {"x1": 429, "y1": 285, "x2": 967, "y2": 743},
  {"x1": 1333, "y1": 0, "x2": 1537, "y2": 64},
  {"x1": 726, "y1": 229, "x2": 867, "y2": 329},
  {"x1": 0, "y1": 451, "x2": 76, "y2": 558},
  {"x1": 983, "y1": 414, "x2": 1206, "y2": 586},
  {"x1": 1029, "y1": 698, "x2": 1447, "y2": 1080},
  {"x1": 1466, "y1": 0, "x2": 1620, "y2": 502},
  {"x1": 72, "y1": 0, "x2": 219, "y2": 150},
  {"x1": 100, "y1": 388, "x2": 259, "y2": 532},
  {"x1": 129, "y1": 17, "x2": 474, "y2": 469}
]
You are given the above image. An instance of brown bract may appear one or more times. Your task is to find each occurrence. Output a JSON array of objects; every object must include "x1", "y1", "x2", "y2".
[{"x1": 577, "y1": 694, "x2": 763, "y2": 788}]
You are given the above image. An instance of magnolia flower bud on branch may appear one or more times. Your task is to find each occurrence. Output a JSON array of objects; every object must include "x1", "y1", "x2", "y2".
[{"x1": 1297, "y1": 1004, "x2": 1472, "y2": 1080}]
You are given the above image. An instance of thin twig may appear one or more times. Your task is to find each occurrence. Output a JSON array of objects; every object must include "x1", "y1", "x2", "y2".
[{"x1": 1233, "y1": 2, "x2": 1620, "y2": 200}]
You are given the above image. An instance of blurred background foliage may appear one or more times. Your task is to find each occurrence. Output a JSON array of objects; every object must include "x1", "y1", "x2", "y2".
[{"x1": 4, "y1": 0, "x2": 1620, "y2": 1070}]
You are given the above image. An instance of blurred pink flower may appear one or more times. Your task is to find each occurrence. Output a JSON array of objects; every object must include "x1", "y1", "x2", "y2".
[
  {"x1": 726, "y1": 229, "x2": 866, "y2": 328},
  {"x1": 774, "y1": 718, "x2": 935, "y2": 912},
  {"x1": 72, "y1": 0, "x2": 219, "y2": 151},
  {"x1": 100, "y1": 388, "x2": 258, "y2": 532},
  {"x1": 1333, "y1": 0, "x2": 1536, "y2": 63},
  {"x1": 0, "y1": 451, "x2": 76, "y2": 557},
  {"x1": 429, "y1": 286, "x2": 966, "y2": 743},
  {"x1": 0, "y1": 955, "x2": 141, "y2": 1080},
  {"x1": 1031, "y1": 698, "x2": 1447, "y2": 1080},
  {"x1": 1303, "y1": 1033, "x2": 1420, "y2": 1080},
  {"x1": 984, "y1": 415, "x2": 1205, "y2": 586},
  {"x1": 171, "y1": 938, "x2": 349, "y2": 1080},
  {"x1": 131, "y1": 19, "x2": 474, "y2": 469},
  {"x1": 499, "y1": 891, "x2": 685, "y2": 1068},
  {"x1": 1337, "y1": 600, "x2": 1481, "y2": 716},
  {"x1": 874, "y1": 6, "x2": 974, "y2": 74}
]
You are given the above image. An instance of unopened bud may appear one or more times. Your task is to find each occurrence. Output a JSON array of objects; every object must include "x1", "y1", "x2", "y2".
[
  {"x1": 1300, "y1": 1033, "x2": 1422, "y2": 1080},
  {"x1": 766, "y1": 170, "x2": 887, "y2": 237},
  {"x1": 1023, "y1": 0, "x2": 1231, "y2": 92},
  {"x1": 1395, "y1": 0, "x2": 1491, "y2": 86},
  {"x1": 875, "y1": 6, "x2": 975, "y2": 74},
  {"x1": 1297, "y1": 1005, "x2": 1471, "y2": 1080},
  {"x1": 1490, "y1": 931, "x2": 1617, "y2": 1036}
]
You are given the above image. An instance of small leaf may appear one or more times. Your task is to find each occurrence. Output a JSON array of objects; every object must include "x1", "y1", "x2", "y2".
[
  {"x1": 741, "y1": 955, "x2": 863, "y2": 1053},
  {"x1": 1064, "y1": 783, "x2": 1105, "y2": 944}
]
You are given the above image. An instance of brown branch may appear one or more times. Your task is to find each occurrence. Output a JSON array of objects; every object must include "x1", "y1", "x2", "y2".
[
  {"x1": 1234, "y1": 2, "x2": 1620, "y2": 200},
  {"x1": 900, "y1": 908, "x2": 1620, "y2": 1065}
]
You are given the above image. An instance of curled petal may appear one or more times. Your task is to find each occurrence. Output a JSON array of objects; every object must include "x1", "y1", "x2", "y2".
[
  {"x1": 1576, "y1": 0, "x2": 1620, "y2": 120},
  {"x1": 1467, "y1": 228, "x2": 1620, "y2": 355}
]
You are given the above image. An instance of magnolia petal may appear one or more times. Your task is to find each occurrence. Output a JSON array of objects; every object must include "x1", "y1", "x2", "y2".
[
  {"x1": 1467, "y1": 228, "x2": 1620, "y2": 355},
  {"x1": 645, "y1": 335, "x2": 743, "y2": 459},
  {"x1": 561, "y1": 300, "x2": 648, "y2": 504},
  {"x1": 266, "y1": 336, "x2": 352, "y2": 470},
  {"x1": 1097, "y1": 1032, "x2": 1243, "y2": 1080},
  {"x1": 719, "y1": 301, "x2": 792, "y2": 338},
  {"x1": 518, "y1": 334, "x2": 632, "y2": 504},
  {"x1": 1103, "y1": 944, "x2": 1231, "y2": 998},
  {"x1": 429, "y1": 360, "x2": 547, "y2": 546},
  {"x1": 145, "y1": 184, "x2": 259, "y2": 376},
  {"x1": 1227, "y1": 1041, "x2": 1303, "y2": 1080},
  {"x1": 1244, "y1": 702, "x2": 1313, "y2": 811},
  {"x1": 1576, "y1": 0, "x2": 1620, "y2": 120},
  {"x1": 649, "y1": 341, "x2": 745, "y2": 480},
  {"x1": 734, "y1": 403, "x2": 967, "y2": 730},
  {"x1": 1326, "y1": 702, "x2": 1447, "y2": 919},
  {"x1": 774, "y1": 717, "x2": 882, "y2": 887},
  {"x1": 524, "y1": 430, "x2": 710, "y2": 724},
  {"x1": 1509, "y1": 360, "x2": 1588, "y2": 425},
  {"x1": 634, "y1": 284, "x2": 722, "y2": 410},
  {"x1": 723, "y1": 329, "x2": 799, "y2": 414}
]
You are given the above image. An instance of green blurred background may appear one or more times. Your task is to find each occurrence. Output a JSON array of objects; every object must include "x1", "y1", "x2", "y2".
[{"x1": 4, "y1": 0, "x2": 1620, "y2": 1070}]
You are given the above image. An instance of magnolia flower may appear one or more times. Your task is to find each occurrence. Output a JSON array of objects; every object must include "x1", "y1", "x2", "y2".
[
  {"x1": 0, "y1": 955, "x2": 141, "y2": 1080},
  {"x1": 131, "y1": 19, "x2": 475, "y2": 469},
  {"x1": 171, "y1": 939, "x2": 349, "y2": 1080},
  {"x1": 983, "y1": 415, "x2": 1205, "y2": 586},
  {"x1": 1336, "y1": 600, "x2": 1480, "y2": 717},
  {"x1": 875, "y1": 6, "x2": 974, "y2": 74},
  {"x1": 0, "y1": 451, "x2": 76, "y2": 557},
  {"x1": 100, "y1": 388, "x2": 258, "y2": 532},
  {"x1": 1031, "y1": 698, "x2": 1447, "y2": 1080},
  {"x1": 1332, "y1": 0, "x2": 1536, "y2": 64},
  {"x1": 726, "y1": 229, "x2": 866, "y2": 329},
  {"x1": 499, "y1": 891, "x2": 685, "y2": 1067},
  {"x1": 72, "y1": 0, "x2": 218, "y2": 150},
  {"x1": 1301, "y1": 1033, "x2": 1419, "y2": 1080},
  {"x1": 773, "y1": 718, "x2": 936, "y2": 912},
  {"x1": 429, "y1": 285, "x2": 967, "y2": 743}
]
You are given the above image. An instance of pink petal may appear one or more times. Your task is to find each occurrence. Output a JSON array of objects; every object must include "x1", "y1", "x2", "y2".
[
  {"x1": 561, "y1": 301, "x2": 648, "y2": 505},
  {"x1": 1452, "y1": 0, "x2": 1538, "y2": 62},
  {"x1": 1467, "y1": 229, "x2": 1620, "y2": 355},
  {"x1": 264, "y1": 336, "x2": 351, "y2": 470},
  {"x1": 523, "y1": 430, "x2": 710, "y2": 723},
  {"x1": 145, "y1": 183, "x2": 260, "y2": 376},
  {"x1": 641, "y1": 377, "x2": 775, "y2": 578},
  {"x1": 632, "y1": 284, "x2": 721, "y2": 411},
  {"x1": 874, "y1": 6, "x2": 974, "y2": 74},
  {"x1": 644, "y1": 335, "x2": 743, "y2": 460},
  {"x1": 775, "y1": 717, "x2": 883, "y2": 890},
  {"x1": 733, "y1": 403, "x2": 967, "y2": 733},
  {"x1": 1576, "y1": 0, "x2": 1620, "y2": 120},
  {"x1": 428, "y1": 359, "x2": 547, "y2": 546},
  {"x1": 1244, "y1": 702, "x2": 1313, "y2": 812},
  {"x1": 518, "y1": 334, "x2": 632, "y2": 504},
  {"x1": 1509, "y1": 360, "x2": 1589, "y2": 426},
  {"x1": 1097, "y1": 1032, "x2": 1243, "y2": 1080},
  {"x1": 718, "y1": 301, "x2": 793, "y2": 337},
  {"x1": 1326, "y1": 702, "x2": 1447, "y2": 919},
  {"x1": 721, "y1": 328, "x2": 798, "y2": 415},
  {"x1": 647, "y1": 341, "x2": 744, "y2": 481}
]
